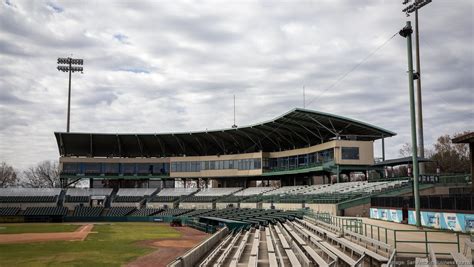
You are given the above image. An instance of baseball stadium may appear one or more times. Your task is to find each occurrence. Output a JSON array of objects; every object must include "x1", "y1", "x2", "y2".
[
  {"x1": 1, "y1": 0, "x2": 473, "y2": 266},
  {"x1": 0, "y1": 107, "x2": 473, "y2": 266}
]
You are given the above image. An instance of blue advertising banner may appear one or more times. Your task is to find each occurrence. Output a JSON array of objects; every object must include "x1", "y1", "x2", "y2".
[
  {"x1": 370, "y1": 208, "x2": 403, "y2": 223},
  {"x1": 408, "y1": 210, "x2": 474, "y2": 232}
]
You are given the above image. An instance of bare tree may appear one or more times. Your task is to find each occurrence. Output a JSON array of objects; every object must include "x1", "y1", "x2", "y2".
[
  {"x1": 431, "y1": 132, "x2": 470, "y2": 174},
  {"x1": 22, "y1": 161, "x2": 60, "y2": 188},
  {"x1": 0, "y1": 162, "x2": 18, "y2": 187}
]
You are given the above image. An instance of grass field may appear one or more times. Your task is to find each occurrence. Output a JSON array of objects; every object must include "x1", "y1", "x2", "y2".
[{"x1": 0, "y1": 222, "x2": 181, "y2": 267}]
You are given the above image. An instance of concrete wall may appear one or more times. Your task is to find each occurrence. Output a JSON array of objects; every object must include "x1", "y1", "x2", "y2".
[
  {"x1": 262, "y1": 202, "x2": 303, "y2": 210},
  {"x1": 169, "y1": 227, "x2": 229, "y2": 267},
  {"x1": 147, "y1": 202, "x2": 174, "y2": 209},
  {"x1": 240, "y1": 202, "x2": 258, "y2": 209},
  {"x1": 216, "y1": 202, "x2": 238, "y2": 209},
  {"x1": 336, "y1": 140, "x2": 374, "y2": 166},
  {"x1": 305, "y1": 203, "x2": 338, "y2": 216},
  {"x1": 343, "y1": 202, "x2": 370, "y2": 217},
  {"x1": 179, "y1": 202, "x2": 214, "y2": 209}
]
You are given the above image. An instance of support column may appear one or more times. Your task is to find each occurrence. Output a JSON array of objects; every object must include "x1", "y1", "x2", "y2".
[
  {"x1": 400, "y1": 21, "x2": 421, "y2": 227},
  {"x1": 382, "y1": 137, "x2": 386, "y2": 162},
  {"x1": 471, "y1": 143, "x2": 473, "y2": 192}
]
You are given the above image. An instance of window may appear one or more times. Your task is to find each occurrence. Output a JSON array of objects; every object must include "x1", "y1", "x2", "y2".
[
  {"x1": 289, "y1": 156, "x2": 297, "y2": 168},
  {"x1": 63, "y1": 163, "x2": 80, "y2": 174},
  {"x1": 171, "y1": 162, "x2": 177, "y2": 172},
  {"x1": 122, "y1": 163, "x2": 136, "y2": 174},
  {"x1": 136, "y1": 164, "x2": 150, "y2": 174},
  {"x1": 341, "y1": 147, "x2": 360, "y2": 160}
]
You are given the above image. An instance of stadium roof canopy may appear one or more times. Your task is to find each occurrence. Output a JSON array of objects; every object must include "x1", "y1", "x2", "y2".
[
  {"x1": 55, "y1": 108, "x2": 396, "y2": 157},
  {"x1": 373, "y1": 156, "x2": 432, "y2": 167}
]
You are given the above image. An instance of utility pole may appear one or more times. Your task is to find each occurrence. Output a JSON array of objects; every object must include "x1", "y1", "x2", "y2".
[
  {"x1": 303, "y1": 86, "x2": 306, "y2": 108},
  {"x1": 232, "y1": 94, "x2": 237, "y2": 128},
  {"x1": 57, "y1": 57, "x2": 83, "y2": 132},
  {"x1": 402, "y1": 0, "x2": 432, "y2": 174},
  {"x1": 400, "y1": 21, "x2": 421, "y2": 228}
]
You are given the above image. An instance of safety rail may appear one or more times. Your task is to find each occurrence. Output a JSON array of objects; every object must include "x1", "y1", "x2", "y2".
[
  {"x1": 229, "y1": 229, "x2": 251, "y2": 267},
  {"x1": 168, "y1": 226, "x2": 229, "y2": 267},
  {"x1": 382, "y1": 249, "x2": 397, "y2": 267},
  {"x1": 307, "y1": 212, "x2": 463, "y2": 257}
]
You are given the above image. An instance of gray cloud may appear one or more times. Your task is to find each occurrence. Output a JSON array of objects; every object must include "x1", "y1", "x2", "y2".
[{"x1": 0, "y1": 0, "x2": 472, "y2": 170}]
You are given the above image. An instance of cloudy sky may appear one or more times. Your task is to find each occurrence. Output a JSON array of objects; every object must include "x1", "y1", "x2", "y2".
[{"x1": 0, "y1": 0, "x2": 473, "y2": 170}]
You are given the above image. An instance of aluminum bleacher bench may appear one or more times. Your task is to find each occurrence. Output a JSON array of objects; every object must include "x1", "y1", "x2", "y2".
[
  {"x1": 229, "y1": 229, "x2": 250, "y2": 267},
  {"x1": 342, "y1": 230, "x2": 391, "y2": 263},
  {"x1": 451, "y1": 239, "x2": 473, "y2": 267},
  {"x1": 337, "y1": 236, "x2": 388, "y2": 263},
  {"x1": 344, "y1": 229, "x2": 392, "y2": 256}
]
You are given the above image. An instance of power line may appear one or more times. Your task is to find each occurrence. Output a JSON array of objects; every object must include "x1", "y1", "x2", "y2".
[
  {"x1": 305, "y1": 31, "x2": 399, "y2": 108},
  {"x1": 240, "y1": 31, "x2": 400, "y2": 154}
]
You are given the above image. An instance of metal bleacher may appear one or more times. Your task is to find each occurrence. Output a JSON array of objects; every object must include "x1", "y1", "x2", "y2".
[
  {"x1": 0, "y1": 188, "x2": 61, "y2": 203},
  {"x1": 113, "y1": 188, "x2": 156, "y2": 203},
  {"x1": 194, "y1": 215, "x2": 395, "y2": 267}
]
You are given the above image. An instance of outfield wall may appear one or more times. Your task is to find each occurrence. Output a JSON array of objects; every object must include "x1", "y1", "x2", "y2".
[{"x1": 370, "y1": 207, "x2": 474, "y2": 232}]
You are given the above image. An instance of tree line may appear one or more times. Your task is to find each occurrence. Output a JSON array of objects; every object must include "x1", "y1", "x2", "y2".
[
  {"x1": 398, "y1": 131, "x2": 471, "y2": 174},
  {"x1": 0, "y1": 161, "x2": 60, "y2": 188}
]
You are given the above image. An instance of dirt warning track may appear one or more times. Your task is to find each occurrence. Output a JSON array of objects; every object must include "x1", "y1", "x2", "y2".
[
  {"x1": 0, "y1": 224, "x2": 94, "y2": 244},
  {"x1": 127, "y1": 227, "x2": 209, "y2": 267}
]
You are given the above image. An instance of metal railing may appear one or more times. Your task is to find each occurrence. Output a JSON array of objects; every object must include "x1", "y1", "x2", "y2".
[{"x1": 307, "y1": 212, "x2": 462, "y2": 257}]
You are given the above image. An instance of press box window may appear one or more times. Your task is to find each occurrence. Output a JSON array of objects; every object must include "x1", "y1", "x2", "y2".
[{"x1": 341, "y1": 147, "x2": 360, "y2": 160}]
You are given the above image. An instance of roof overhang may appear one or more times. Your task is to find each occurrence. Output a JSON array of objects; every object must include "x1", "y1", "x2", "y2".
[
  {"x1": 55, "y1": 108, "x2": 396, "y2": 157},
  {"x1": 373, "y1": 156, "x2": 432, "y2": 167},
  {"x1": 452, "y1": 132, "x2": 474, "y2": 144}
]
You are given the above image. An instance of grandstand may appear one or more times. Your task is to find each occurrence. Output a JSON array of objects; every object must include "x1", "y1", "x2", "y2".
[
  {"x1": 55, "y1": 108, "x2": 397, "y2": 188},
  {"x1": 112, "y1": 188, "x2": 156, "y2": 207},
  {"x1": 0, "y1": 188, "x2": 61, "y2": 208}
]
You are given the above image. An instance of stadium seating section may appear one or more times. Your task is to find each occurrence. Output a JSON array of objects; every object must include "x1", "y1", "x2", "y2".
[
  {"x1": 157, "y1": 208, "x2": 193, "y2": 216},
  {"x1": 65, "y1": 196, "x2": 89, "y2": 203},
  {"x1": 23, "y1": 207, "x2": 68, "y2": 216},
  {"x1": 130, "y1": 208, "x2": 163, "y2": 216},
  {"x1": 113, "y1": 188, "x2": 156, "y2": 203},
  {"x1": 0, "y1": 188, "x2": 61, "y2": 203},
  {"x1": 106, "y1": 207, "x2": 136, "y2": 216},
  {"x1": 0, "y1": 181, "x2": 409, "y2": 220},
  {"x1": 73, "y1": 206, "x2": 104, "y2": 217},
  {"x1": 149, "y1": 196, "x2": 179, "y2": 202},
  {"x1": 188, "y1": 215, "x2": 396, "y2": 266},
  {"x1": 0, "y1": 207, "x2": 20, "y2": 216}
]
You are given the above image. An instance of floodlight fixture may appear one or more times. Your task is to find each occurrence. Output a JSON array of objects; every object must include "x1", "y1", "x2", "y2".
[{"x1": 57, "y1": 57, "x2": 84, "y2": 132}]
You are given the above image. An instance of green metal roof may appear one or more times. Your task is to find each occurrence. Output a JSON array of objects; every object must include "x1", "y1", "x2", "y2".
[{"x1": 55, "y1": 108, "x2": 396, "y2": 157}]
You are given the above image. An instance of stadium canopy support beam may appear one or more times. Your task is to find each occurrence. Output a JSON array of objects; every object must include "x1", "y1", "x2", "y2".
[
  {"x1": 400, "y1": 21, "x2": 421, "y2": 228},
  {"x1": 382, "y1": 136, "x2": 385, "y2": 162}
]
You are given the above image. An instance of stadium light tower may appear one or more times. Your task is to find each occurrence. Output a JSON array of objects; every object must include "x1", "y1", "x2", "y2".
[
  {"x1": 57, "y1": 57, "x2": 83, "y2": 133},
  {"x1": 402, "y1": 0, "x2": 432, "y2": 174},
  {"x1": 400, "y1": 21, "x2": 422, "y2": 228}
]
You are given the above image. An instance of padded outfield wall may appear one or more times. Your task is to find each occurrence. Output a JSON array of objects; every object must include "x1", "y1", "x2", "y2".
[{"x1": 370, "y1": 207, "x2": 474, "y2": 232}]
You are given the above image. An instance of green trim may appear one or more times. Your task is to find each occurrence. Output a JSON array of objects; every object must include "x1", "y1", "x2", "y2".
[{"x1": 261, "y1": 165, "x2": 325, "y2": 176}]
